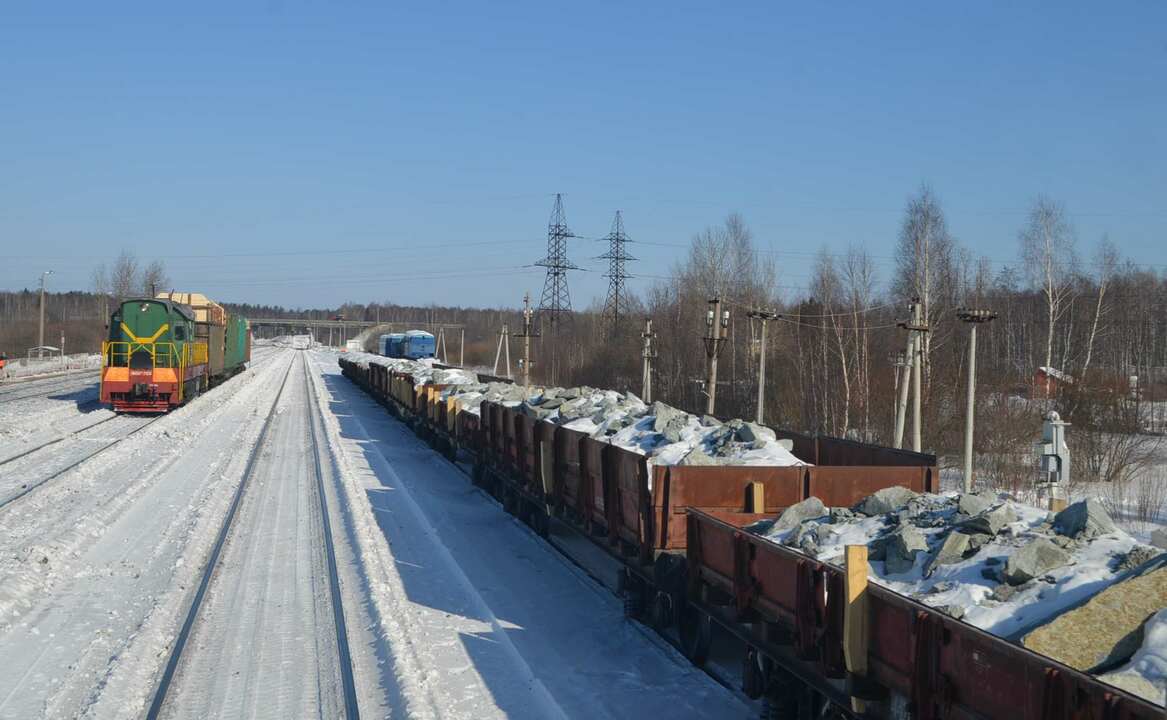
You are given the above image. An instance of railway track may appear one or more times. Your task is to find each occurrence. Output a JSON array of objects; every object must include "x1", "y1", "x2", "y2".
[
  {"x1": 0, "y1": 413, "x2": 161, "y2": 510},
  {"x1": 0, "y1": 372, "x2": 100, "y2": 404},
  {"x1": 146, "y1": 352, "x2": 359, "y2": 719}
]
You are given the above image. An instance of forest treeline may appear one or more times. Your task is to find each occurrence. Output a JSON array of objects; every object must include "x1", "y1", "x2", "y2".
[{"x1": 4, "y1": 187, "x2": 1165, "y2": 491}]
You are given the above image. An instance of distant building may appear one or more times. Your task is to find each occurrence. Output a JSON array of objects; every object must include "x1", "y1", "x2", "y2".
[{"x1": 1034, "y1": 366, "x2": 1074, "y2": 397}]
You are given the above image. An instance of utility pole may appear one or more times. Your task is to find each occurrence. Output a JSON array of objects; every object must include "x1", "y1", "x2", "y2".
[
  {"x1": 911, "y1": 301, "x2": 926, "y2": 452},
  {"x1": 702, "y1": 297, "x2": 729, "y2": 416},
  {"x1": 747, "y1": 309, "x2": 778, "y2": 424},
  {"x1": 890, "y1": 350, "x2": 907, "y2": 433},
  {"x1": 493, "y1": 323, "x2": 513, "y2": 379},
  {"x1": 895, "y1": 298, "x2": 928, "y2": 452},
  {"x1": 38, "y1": 270, "x2": 53, "y2": 355},
  {"x1": 459, "y1": 327, "x2": 465, "y2": 367},
  {"x1": 957, "y1": 308, "x2": 998, "y2": 492},
  {"x1": 514, "y1": 293, "x2": 538, "y2": 393},
  {"x1": 893, "y1": 306, "x2": 914, "y2": 449},
  {"x1": 640, "y1": 318, "x2": 656, "y2": 402}
]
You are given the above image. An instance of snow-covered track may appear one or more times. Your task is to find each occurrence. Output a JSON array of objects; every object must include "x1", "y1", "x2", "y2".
[
  {"x1": 0, "y1": 413, "x2": 121, "y2": 467},
  {"x1": 0, "y1": 413, "x2": 160, "y2": 510},
  {"x1": 145, "y1": 355, "x2": 297, "y2": 719},
  {"x1": 148, "y1": 351, "x2": 358, "y2": 719},
  {"x1": 302, "y1": 351, "x2": 362, "y2": 719},
  {"x1": 0, "y1": 372, "x2": 99, "y2": 404}
]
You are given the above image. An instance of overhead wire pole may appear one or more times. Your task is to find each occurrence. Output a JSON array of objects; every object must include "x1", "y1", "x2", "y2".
[
  {"x1": 893, "y1": 300, "x2": 917, "y2": 449},
  {"x1": 703, "y1": 297, "x2": 730, "y2": 416},
  {"x1": 597, "y1": 210, "x2": 636, "y2": 336},
  {"x1": 514, "y1": 292, "x2": 538, "y2": 394},
  {"x1": 493, "y1": 323, "x2": 513, "y2": 379},
  {"x1": 894, "y1": 299, "x2": 930, "y2": 453},
  {"x1": 38, "y1": 270, "x2": 53, "y2": 355},
  {"x1": 640, "y1": 318, "x2": 656, "y2": 402},
  {"x1": 747, "y1": 308, "x2": 779, "y2": 424},
  {"x1": 957, "y1": 308, "x2": 998, "y2": 492}
]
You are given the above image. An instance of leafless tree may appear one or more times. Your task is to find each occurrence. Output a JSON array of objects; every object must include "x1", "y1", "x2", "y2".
[
  {"x1": 1019, "y1": 196, "x2": 1077, "y2": 390},
  {"x1": 1079, "y1": 236, "x2": 1118, "y2": 382},
  {"x1": 141, "y1": 259, "x2": 169, "y2": 296},
  {"x1": 894, "y1": 184, "x2": 957, "y2": 380},
  {"x1": 110, "y1": 250, "x2": 140, "y2": 299}
]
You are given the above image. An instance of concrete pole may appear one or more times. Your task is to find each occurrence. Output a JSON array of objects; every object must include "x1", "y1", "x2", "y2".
[
  {"x1": 962, "y1": 322, "x2": 978, "y2": 493},
  {"x1": 459, "y1": 328, "x2": 464, "y2": 367},
  {"x1": 894, "y1": 335, "x2": 913, "y2": 448},
  {"x1": 705, "y1": 298, "x2": 723, "y2": 416},
  {"x1": 911, "y1": 301, "x2": 923, "y2": 453},
  {"x1": 38, "y1": 270, "x2": 52, "y2": 353},
  {"x1": 755, "y1": 316, "x2": 768, "y2": 424},
  {"x1": 522, "y1": 293, "x2": 532, "y2": 394},
  {"x1": 641, "y1": 318, "x2": 654, "y2": 403},
  {"x1": 493, "y1": 324, "x2": 507, "y2": 375}
]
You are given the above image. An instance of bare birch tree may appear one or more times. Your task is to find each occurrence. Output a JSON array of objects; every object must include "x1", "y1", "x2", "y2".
[{"x1": 1019, "y1": 196, "x2": 1077, "y2": 390}]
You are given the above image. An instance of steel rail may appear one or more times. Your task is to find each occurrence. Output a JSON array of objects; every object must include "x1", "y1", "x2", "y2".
[
  {"x1": 0, "y1": 415, "x2": 161, "y2": 510},
  {"x1": 302, "y1": 351, "x2": 361, "y2": 719},
  {"x1": 0, "y1": 414, "x2": 122, "y2": 468},
  {"x1": 144, "y1": 353, "x2": 296, "y2": 720},
  {"x1": 0, "y1": 374, "x2": 100, "y2": 403}
]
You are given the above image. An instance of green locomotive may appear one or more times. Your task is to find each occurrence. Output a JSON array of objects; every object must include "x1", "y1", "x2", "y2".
[{"x1": 100, "y1": 292, "x2": 250, "y2": 412}]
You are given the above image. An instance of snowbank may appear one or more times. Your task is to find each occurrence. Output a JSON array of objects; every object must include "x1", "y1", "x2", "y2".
[{"x1": 4, "y1": 353, "x2": 101, "y2": 379}]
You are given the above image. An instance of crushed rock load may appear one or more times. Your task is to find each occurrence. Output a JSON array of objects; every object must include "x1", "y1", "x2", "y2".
[
  {"x1": 1023, "y1": 559, "x2": 1167, "y2": 687},
  {"x1": 1097, "y1": 607, "x2": 1167, "y2": 705},
  {"x1": 600, "y1": 401, "x2": 806, "y2": 467},
  {"x1": 751, "y1": 493, "x2": 1164, "y2": 700}
]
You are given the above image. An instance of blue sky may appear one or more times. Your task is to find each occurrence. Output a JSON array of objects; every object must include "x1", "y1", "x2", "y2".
[{"x1": 3, "y1": 2, "x2": 1165, "y2": 309}]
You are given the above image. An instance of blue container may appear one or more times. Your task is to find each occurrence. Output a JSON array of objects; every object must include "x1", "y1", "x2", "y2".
[
  {"x1": 402, "y1": 330, "x2": 436, "y2": 359},
  {"x1": 387, "y1": 333, "x2": 406, "y2": 357}
]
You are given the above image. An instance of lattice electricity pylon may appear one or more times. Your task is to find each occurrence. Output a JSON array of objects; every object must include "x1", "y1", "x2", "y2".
[
  {"x1": 534, "y1": 193, "x2": 581, "y2": 331},
  {"x1": 597, "y1": 210, "x2": 636, "y2": 335}
]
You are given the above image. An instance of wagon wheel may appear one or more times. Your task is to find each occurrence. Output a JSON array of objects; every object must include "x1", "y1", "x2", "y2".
[
  {"x1": 647, "y1": 590, "x2": 675, "y2": 631},
  {"x1": 677, "y1": 604, "x2": 712, "y2": 667},
  {"x1": 620, "y1": 569, "x2": 646, "y2": 620}
]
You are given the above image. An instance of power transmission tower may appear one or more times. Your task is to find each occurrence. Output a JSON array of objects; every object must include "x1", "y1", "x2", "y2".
[
  {"x1": 598, "y1": 211, "x2": 635, "y2": 335},
  {"x1": 534, "y1": 193, "x2": 580, "y2": 331},
  {"x1": 640, "y1": 318, "x2": 656, "y2": 402}
]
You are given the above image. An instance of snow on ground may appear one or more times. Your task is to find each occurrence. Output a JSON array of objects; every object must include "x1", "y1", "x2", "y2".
[
  {"x1": 313, "y1": 350, "x2": 751, "y2": 719},
  {"x1": 0, "y1": 349, "x2": 293, "y2": 719},
  {"x1": 2, "y1": 353, "x2": 102, "y2": 380},
  {"x1": 160, "y1": 354, "x2": 345, "y2": 719},
  {"x1": 0, "y1": 346, "x2": 749, "y2": 719}
]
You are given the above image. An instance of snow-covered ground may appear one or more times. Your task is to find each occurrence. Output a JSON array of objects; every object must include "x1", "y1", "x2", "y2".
[
  {"x1": 0, "y1": 347, "x2": 748, "y2": 719},
  {"x1": 2, "y1": 353, "x2": 102, "y2": 381}
]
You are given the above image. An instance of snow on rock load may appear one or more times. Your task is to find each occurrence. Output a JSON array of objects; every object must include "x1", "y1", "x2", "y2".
[
  {"x1": 749, "y1": 492, "x2": 1166, "y2": 706},
  {"x1": 548, "y1": 397, "x2": 806, "y2": 468}
]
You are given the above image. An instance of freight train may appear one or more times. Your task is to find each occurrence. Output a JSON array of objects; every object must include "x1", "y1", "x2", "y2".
[
  {"x1": 338, "y1": 356, "x2": 1162, "y2": 720},
  {"x1": 377, "y1": 330, "x2": 435, "y2": 360},
  {"x1": 100, "y1": 293, "x2": 250, "y2": 412}
]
